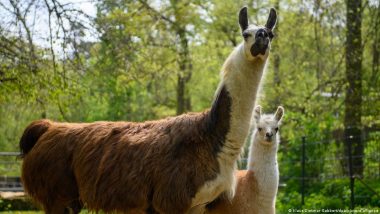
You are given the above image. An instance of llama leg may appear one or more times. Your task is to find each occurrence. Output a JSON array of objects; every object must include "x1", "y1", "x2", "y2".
[
  {"x1": 146, "y1": 205, "x2": 159, "y2": 214},
  {"x1": 67, "y1": 200, "x2": 83, "y2": 214},
  {"x1": 44, "y1": 201, "x2": 66, "y2": 214}
]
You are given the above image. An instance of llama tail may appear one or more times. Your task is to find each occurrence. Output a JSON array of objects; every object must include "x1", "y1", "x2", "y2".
[{"x1": 19, "y1": 119, "x2": 51, "y2": 157}]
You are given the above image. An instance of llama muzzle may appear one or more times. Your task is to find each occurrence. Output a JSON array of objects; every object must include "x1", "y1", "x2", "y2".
[{"x1": 251, "y1": 32, "x2": 270, "y2": 57}]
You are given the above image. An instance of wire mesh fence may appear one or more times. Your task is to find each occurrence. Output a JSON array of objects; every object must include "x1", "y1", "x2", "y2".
[
  {"x1": 237, "y1": 129, "x2": 380, "y2": 210},
  {"x1": 275, "y1": 129, "x2": 380, "y2": 209}
]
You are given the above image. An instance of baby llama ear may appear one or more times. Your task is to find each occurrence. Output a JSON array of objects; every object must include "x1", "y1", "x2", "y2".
[
  {"x1": 265, "y1": 8, "x2": 277, "y2": 30},
  {"x1": 254, "y1": 105, "x2": 262, "y2": 122},
  {"x1": 275, "y1": 106, "x2": 284, "y2": 122},
  {"x1": 239, "y1": 6, "x2": 249, "y2": 33}
]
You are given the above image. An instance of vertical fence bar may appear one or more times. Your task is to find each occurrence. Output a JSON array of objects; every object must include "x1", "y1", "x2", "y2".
[
  {"x1": 301, "y1": 136, "x2": 306, "y2": 206},
  {"x1": 347, "y1": 133, "x2": 355, "y2": 209}
]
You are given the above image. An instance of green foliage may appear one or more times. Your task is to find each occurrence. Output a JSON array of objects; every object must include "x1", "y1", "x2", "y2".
[
  {"x1": 1, "y1": 0, "x2": 379, "y2": 144},
  {"x1": 0, "y1": 0, "x2": 379, "y2": 211},
  {"x1": 304, "y1": 194, "x2": 344, "y2": 210},
  {"x1": 276, "y1": 191, "x2": 301, "y2": 212},
  {"x1": 277, "y1": 179, "x2": 380, "y2": 213},
  {"x1": 0, "y1": 199, "x2": 38, "y2": 211}
]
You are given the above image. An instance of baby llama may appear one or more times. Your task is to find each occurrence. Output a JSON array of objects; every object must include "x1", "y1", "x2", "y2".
[
  {"x1": 19, "y1": 7, "x2": 277, "y2": 214},
  {"x1": 206, "y1": 106, "x2": 284, "y2": 214}
]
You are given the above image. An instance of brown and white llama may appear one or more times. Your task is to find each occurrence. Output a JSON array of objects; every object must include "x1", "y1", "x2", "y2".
[
  {"x1": 205, "y1": 106, "x2": 284, "y2": 214},
  {"x1": 19, "y1": 7, "x2": 277, "y2": 214}
]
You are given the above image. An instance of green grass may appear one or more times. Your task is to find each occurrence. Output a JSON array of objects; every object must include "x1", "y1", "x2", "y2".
[
  {"x1": 0, "y1": 212, "x2": 43, "y2": 214},
  {"x1": 0, "y1": 211, "x2": 92, "y2": 214}
]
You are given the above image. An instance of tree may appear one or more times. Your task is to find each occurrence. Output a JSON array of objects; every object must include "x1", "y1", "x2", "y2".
[
  {"x1": 271, "y1": 0, "x2": 281, "y2": 107},
  {"x1": 344, "y1": 0, "x2": 363, "y2": 176},
  {"x1": 0, "y1": 0, "x2": 91, "y2": 113},
  {"x1": 93, "y1": 0, "x2": 207, "y2": 116}
]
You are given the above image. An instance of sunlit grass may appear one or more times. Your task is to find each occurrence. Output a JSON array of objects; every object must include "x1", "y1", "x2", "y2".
[
  {"x1": 0, "y1": 212, "x2": 43, "y2": 214},
  {"x1": 0, "y1": 211, "x2": 92, "y2": 214}
]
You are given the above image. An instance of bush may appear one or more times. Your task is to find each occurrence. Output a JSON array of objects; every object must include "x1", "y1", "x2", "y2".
[
  {"x1": 304, "y1": 193, "x2": 345, "y2": 209},
  {"x1": 0, "y1": 198, "x2": 38, "y2": 211},
  {"x1": 276, "y1": 179, "x2": 380, "y2": 212}
]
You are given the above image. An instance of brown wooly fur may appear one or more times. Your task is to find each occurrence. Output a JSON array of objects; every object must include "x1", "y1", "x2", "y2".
[
  {"x1": 205, "y1": 170, "x2": 259, "y2": 214},
  {"x1": 20, "y1": 87, "x2": 232, "y2": 214}
]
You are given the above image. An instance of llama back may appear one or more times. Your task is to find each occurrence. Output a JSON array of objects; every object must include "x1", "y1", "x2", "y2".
[
  {"x1": 20, "y1": 113, "x2": 222, "y2": 213},
  {"x1": 73, "y1": 115, "x2": 222, "y2": 213}
]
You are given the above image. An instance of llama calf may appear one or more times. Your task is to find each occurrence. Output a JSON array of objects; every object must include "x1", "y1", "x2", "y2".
[
  {"x1": 206, "y1": 106, "x2": 284, "y2": 214},
  {"x1": 19, "y1": 7, "x2": 277, "y2": 214}
]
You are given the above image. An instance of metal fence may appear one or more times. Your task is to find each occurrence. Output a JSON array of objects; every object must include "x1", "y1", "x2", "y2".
[
  {"x1": 275, "y1": 130, "x2": 380, "y2": 209},
  {"x1": 0, "y1": 152, "x2": 22, "y2": 192}
]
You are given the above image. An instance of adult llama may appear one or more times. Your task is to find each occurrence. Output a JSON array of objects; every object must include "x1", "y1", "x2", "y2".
[{"x1": 19, "y1": 7, "x2": 277, "y2": 214}]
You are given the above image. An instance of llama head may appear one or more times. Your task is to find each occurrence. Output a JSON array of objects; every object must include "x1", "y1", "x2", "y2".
[
  {"x1": 239, "y1": 7, "x2": 277, "y2": 61},
  {"x1": 253, "y1": 106, "x2": 284, "y2": 146}
]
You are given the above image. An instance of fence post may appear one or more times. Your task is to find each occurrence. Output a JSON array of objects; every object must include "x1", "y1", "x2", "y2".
[
  {"x1": 301, "y1": 136, "x2": 306, "y2": 206},
  {"x1": 347, "y1": 133, "x2": 355, "y2": 210}
]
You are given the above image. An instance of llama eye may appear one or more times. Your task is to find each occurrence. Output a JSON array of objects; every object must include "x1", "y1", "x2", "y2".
[
  {"x1": 275, "y1": 127, "x2": 279, "y2": 132},
  {"x1": 258, "y1": 128, "x2": 262, "y2": 131},
  {"x1": 242, "y1": 32, "x2": 251, "y2": 39}
]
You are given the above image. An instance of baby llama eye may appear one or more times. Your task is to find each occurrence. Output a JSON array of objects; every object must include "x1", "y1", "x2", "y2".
[{"x1": 258, "y1": 128, "x2": 262, "y2": 131}]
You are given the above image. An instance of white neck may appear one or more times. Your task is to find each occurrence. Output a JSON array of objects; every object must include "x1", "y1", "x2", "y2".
[
  {"x1": 195, "y1": 43, "x2": 269, "y2": 204},
  {"x1": 248, "y1": 133, "x2": 278, "y2": 170},
  {"x1": 247, "y1": 132, "x2": 279, "y2": 213},
  {"x1": 221, "y1": 43, "x2": 268, "y2": 161}
]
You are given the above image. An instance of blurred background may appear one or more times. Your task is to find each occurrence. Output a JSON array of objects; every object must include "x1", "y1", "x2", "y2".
[{"x1": 0, "y1": 0, "x2": 379, "y2": 212}]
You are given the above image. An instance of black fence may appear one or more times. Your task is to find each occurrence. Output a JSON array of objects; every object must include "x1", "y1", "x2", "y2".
[
  {"x1": 0, "y1": 152, "x2": 22, "y2": 192},
  {"x1": 276, "y1": 130, "x2": 380, "y2": 209}
]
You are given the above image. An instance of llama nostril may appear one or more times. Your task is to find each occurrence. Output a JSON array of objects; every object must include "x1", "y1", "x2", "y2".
[
  {"x1": 255, "y1": 29, "x2": 265, "y2": 39},
  {"x1": 265, "y1": 133, "x2": 273, "y2": 138}
]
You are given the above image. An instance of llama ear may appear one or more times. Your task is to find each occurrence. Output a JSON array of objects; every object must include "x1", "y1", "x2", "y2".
[
  {"x1": 239, "y1": 7, "x2": 249, "y2": 32},
  {"x1": 265, "y1": 8, "x2": 277, "y2": 30},
  {"x1": 274, "y1": 106, "x2": 284, "y2": 122},
  {"x1": 254, "y1": 105, "x2": 262, "y2": 122}
]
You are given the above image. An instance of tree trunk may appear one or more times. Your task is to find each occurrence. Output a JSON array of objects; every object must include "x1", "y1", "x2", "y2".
[
  {"x1": 175, "y1": 26, "x2": 192, "y2": 115},
  {"x1": 272, "y1": 0, "x2": 281, "y2": 107},
  {"x1": 344, "y1": 0, "x2": 363, "y2": 177},
  {"x1": 371, "y1": 21, "x2": 379, "y2": 84}
]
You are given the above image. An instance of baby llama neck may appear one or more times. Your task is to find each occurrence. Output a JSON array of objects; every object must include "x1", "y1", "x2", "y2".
[
  {"x1": 248, "y1": 134, "x2": 278, "y2": 171},
  {"x1": 247, "y1": 131, "x2": 279, "y2": 213}
]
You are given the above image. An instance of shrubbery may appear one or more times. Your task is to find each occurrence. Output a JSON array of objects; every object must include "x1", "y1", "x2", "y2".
[
  {"x1": 276, "y1": 179, "x2": 380, "y2": 213},
  {"x1": 0, "y1": 198, "x2": 38, "y2": 211}
]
